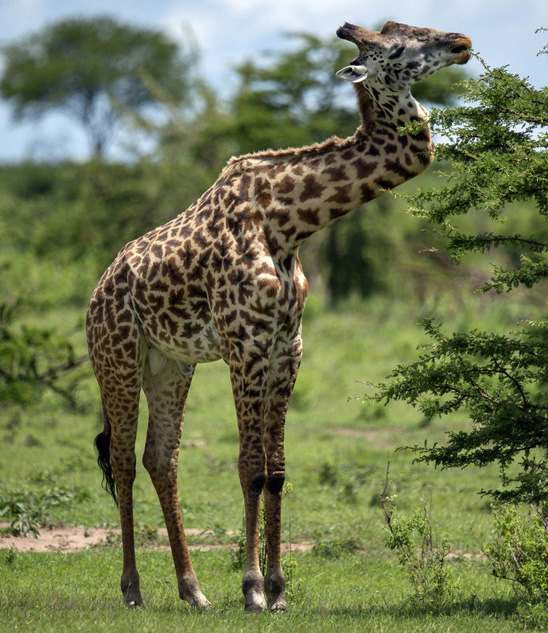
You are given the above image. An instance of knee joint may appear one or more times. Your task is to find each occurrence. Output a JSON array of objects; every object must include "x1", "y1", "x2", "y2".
[
  {"x1": 266, "y1": 474, "x2": 285, "y2": 496},
  {"x1": 249, "y1": 475, "x2": 266, "y2": 494}
]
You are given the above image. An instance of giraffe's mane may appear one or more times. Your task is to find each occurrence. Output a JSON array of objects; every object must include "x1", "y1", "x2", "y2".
[{"x1": 222, "y1": 133, "x2": 361, "y2": 175}]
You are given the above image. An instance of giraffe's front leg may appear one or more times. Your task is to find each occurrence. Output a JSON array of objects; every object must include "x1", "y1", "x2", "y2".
[
  {"x1": 229, "y1": 341, "x2": 271, "y2": 613},
  {"x1": 263, "y1": 333, "x2": 303, "y2": 612}
]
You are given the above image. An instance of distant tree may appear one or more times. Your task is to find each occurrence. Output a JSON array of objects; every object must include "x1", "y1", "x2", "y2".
[
  {"x1": 0, "y1": 15, "x2": 197, "y2": 158},
  {"x1": 225, "y1": 33, "x2": 358, "y2": 153}
]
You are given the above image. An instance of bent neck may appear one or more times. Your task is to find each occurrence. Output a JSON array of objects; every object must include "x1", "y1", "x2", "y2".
[
  {"x1": 240, "y1": 82, "x2": 434, "y2": 255},
  {"x1": 354, "y1": 81, "x2": 428, "y2": 133}
]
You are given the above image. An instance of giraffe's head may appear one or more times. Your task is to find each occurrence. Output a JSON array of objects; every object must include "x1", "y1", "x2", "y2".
[{"x1": 336, "y1": 21, "x2": 472, "y2": 91}]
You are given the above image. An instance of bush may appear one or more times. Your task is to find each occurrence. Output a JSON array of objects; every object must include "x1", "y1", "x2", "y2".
[
  {"x1": 380, "y1": 463, "x2": 457, "y2": 607},
  {"x1": 484, "y1": 504, "x2": 548, "y2": 627},
  {"x1": 0, "y1": 301, "x2": 87, "y2": 407},
  {"x1": 371, "y1": 47, "x2": 548, "y2": 504},
  {"x1": 485, "y1": 505, "x2": 548, "y2": 601}
]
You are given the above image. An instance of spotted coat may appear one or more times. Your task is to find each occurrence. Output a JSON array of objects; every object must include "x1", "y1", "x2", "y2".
[{"x1": 86, "y1": 20, "x2": 472, "y2": 613}]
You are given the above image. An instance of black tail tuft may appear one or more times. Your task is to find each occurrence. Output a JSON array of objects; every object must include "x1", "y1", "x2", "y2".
[{"x1": 94, "y1": 426, "x2": 118, "y2": 506}]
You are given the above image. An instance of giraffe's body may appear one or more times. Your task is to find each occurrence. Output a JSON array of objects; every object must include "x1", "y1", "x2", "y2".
[{"x1": 87, "y1": 21, "x2": 471, "y2": 612}]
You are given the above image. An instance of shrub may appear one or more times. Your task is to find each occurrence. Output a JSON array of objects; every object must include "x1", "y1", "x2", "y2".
[
  {"x1": 0, "y1": 301, "x2": 87, "y2": 408},
  {"x1": 380, "y1": 465, "x2": 457, "y2": 607},
  {"x1": 484, "y1": 504, "x2": 548, "y2": 627}
]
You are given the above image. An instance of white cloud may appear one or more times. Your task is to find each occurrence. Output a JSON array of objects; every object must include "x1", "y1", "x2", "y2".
[
  {"x1": 0, "y1": 0, "x2": 545, "y2": 160},
  {"x1": 159, "y1": 0, "x2": 546, "y2": 90}
]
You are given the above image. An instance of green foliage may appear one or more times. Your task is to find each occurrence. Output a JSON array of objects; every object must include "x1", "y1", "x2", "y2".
[
  {"x1": 407, "y1": 58, "x2": 548, "y2": 290},
  {"x1": 312, "y1": 537, "x2": 361, "y2": 559},
  {"x1": 0, "y1": 161, "x2": 211, "y2": 274},
  {"x1": 0, "y1": 302, "x2": 87, "y2": 407},
  {"x1": 380, "y1": 463, "x2": 457, "y2": 607},
  {"x1": 372, "y1": 49, "x2": 548, "y2": 503},
  {"x1": 0, "y1": 16, "x2": 197, "y2": 157},
  {"x1": 0, "y1": 485, "x2": 88, "y2": 536},
  {"x1": 381, "y1": 484, "x2": 457, "y2": 607},
  {"x1": 373, "y1": 319, "x2": 548, "y2": 503},
  {"x1": 484, "y1": 505, "x2": 548, "y2": 626},
  {"x1": 229, "y1": 513, "x2": 252, "y2": 572},
  {"x1": 485, "y1": 505, "x2": 548, "y2": 599},
  {"x1": 221, "y1": 33, "x2": 358, "y2": 154}
]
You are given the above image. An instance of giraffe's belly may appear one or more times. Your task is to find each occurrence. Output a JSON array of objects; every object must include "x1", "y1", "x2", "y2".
[
  {"x1": 146, "y1": 326, "x2": 223, "y2": 365},
  {"x1": 135, "y1": 303, "x2": 225, "y2": 366}
]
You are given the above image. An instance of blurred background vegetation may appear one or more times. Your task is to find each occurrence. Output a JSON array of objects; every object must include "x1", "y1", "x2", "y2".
[
  {"x1": 1, "y1": 14, "x2": 543, "y2": 414},
  {"x1": 0, "y1": 15, "x2": 473, "y2": 307}
]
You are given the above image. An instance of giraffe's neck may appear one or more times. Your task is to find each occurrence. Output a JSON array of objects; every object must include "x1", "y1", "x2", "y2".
[{"x1": 239, "y1": 82, "x2": 434, "y2": 254}]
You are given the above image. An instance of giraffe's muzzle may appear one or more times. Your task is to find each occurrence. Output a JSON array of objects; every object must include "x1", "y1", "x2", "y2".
[{"x1": 450, "y1": 36, "x2": 473, "y2": 64}]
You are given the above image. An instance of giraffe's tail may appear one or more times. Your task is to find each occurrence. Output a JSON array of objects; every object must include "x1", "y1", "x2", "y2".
[{"x1": 94, "y1": 409, "x2": 118, "y2": 506}]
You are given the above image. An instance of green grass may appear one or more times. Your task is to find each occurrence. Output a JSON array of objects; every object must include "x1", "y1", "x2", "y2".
[
  {"x1": 0, "y1": 549, "x2": 520, "y2": 633},
  {"x1": 0, "y1": 283, "x2": 542, "y2": 631}
]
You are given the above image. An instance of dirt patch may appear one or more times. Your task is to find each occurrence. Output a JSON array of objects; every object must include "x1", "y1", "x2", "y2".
[
  {"x1": 327, "y1": 426, "x2": 400, "y2": 449},
  {"x1": 447, "y1": 549, "x2": 487, "y2": 561},
  {"x1": 0, "y1": 523, "x2": 313, "y2": 554},
  {"x1": 0, "y1": 525, "x2": 117, "y2": 553}
]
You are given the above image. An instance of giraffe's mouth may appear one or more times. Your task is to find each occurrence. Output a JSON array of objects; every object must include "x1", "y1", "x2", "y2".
[{"x1": 450, "y1": 38, "x2": 472, "y2": 64}]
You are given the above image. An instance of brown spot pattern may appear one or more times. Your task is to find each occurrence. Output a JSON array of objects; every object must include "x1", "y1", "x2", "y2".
[{"x1": 85, "y1": 19, "x2": 442, "y2": 613}]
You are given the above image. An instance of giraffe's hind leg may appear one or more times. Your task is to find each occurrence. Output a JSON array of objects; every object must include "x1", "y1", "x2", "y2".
[
  {"x1": 142, "y1": 354, "x2": 210, "y2": 609},
  {"x1": 105, "y1": 392, "x2": 143, "y2": 607},
  {"x1": 87, "y1": 295, "x2": 145, "y2": 607}
]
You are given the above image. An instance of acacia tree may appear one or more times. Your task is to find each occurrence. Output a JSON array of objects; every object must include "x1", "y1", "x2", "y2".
[
  {"x1": 372, "y1": 50, "x2": 548, "y2": 504},
  {"x1": 0, "y1": 16, "x2": 196, "y2": 158}
]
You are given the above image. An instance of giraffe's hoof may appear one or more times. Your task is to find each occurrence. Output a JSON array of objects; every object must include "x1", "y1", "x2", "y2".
[
  {"x1": 244, "y1": 598, "x2": 267, "y2": 613},
  {"x1": 265, "y1": 573, "x2": 287, "y2": 612},
  {"x1": 190, "y1": 593, "x2": 211, "y2": 610},
  {"x1": 268, "y1": 597, "x2": 287, "y2": 612},
  {"x1": 124, "y1": 595, "x2": 144, "y2": 609},
  {"x1": 242, "y1": 573, "x2": 267, "y2": 612},
  {"x1": 123, "y1": 586, "x2": 144, "y2": 608},
  {"x1": 179, "y1": 576, "x2": 211, "y2": 610}
]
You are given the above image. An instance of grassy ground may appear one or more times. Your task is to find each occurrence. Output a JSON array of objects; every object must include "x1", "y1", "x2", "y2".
[
  {"x1": 0, "y1": 548, "x2": 519, "y2": 633},
  {"x1": 0, "y1": 284, "x2": 539, "y2": 631}
]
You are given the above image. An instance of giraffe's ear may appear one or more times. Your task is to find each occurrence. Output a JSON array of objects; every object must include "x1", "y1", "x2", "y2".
[{"x1": 335, "y1": 64, "x2": 369, "y2": 83}]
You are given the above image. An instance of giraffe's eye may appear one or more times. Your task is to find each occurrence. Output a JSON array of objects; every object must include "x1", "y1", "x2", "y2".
[{"x1": 389, "y1": 46, "x2": 405, "y2": 60}]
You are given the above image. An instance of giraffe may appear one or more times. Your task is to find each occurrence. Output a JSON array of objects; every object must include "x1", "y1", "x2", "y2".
[{"x1": 86, "y1": 21, "x2": 471, "y2": 613}]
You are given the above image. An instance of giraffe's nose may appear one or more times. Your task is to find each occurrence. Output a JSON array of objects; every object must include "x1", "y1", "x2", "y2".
[
  {"x1": 451, "y1": 33, "x2": 472, "y2": 64},
  {"x1": 449, "y1": 35, "x2": 472, "y2": 64}
]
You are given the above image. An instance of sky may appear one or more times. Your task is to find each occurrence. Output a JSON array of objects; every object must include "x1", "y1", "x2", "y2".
[{"x1": 0, "y1": 0, "x2": 546, "y2": 162}]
